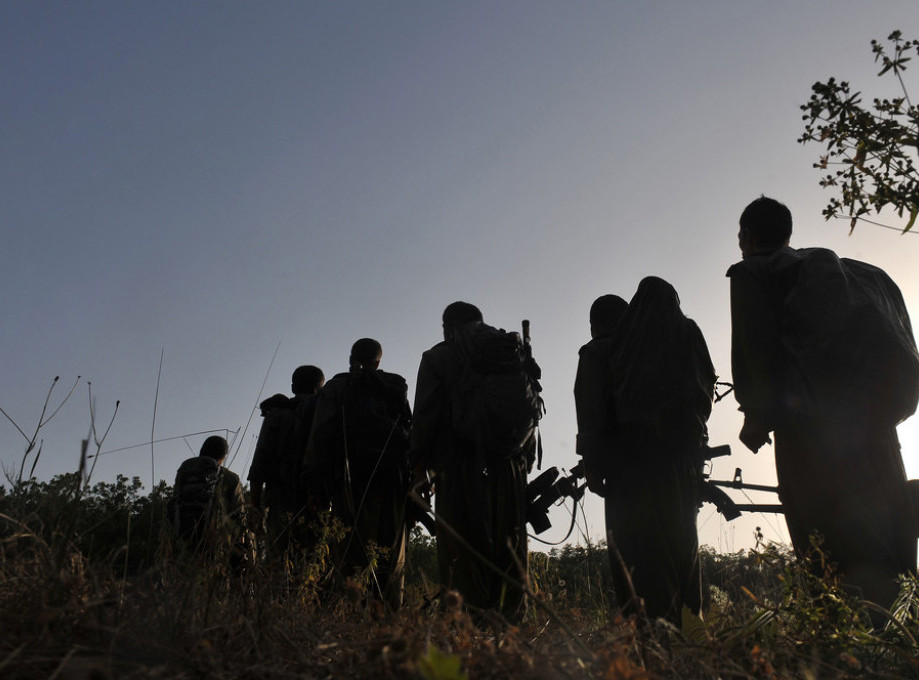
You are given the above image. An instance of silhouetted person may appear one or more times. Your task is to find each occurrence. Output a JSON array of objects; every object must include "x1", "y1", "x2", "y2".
[
  {"x1": 606, "y1": 277, "x2": 715, "y2": 623},
  {"x1": 728, "y1": 196, "x2": 918, "y2": 608},
  {"x1": 574, "y1": 294, "x2": 629, "y2": 495},
  {"x1": 411, "y1": 302, "x2": 542, "y2": 621},
  {"x1": 248, "y1": 365, "x2": 325, "y2": 562},
  {"x1": 305, "y1": 339, "x2": 411, "y2": 607},
  {"x1": 171, "y1": 435, "x2": 248, "y2": 570}
]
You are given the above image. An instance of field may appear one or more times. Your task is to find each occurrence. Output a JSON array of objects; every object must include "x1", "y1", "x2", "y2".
[{"x1": 2, "y1": 474, "x2": 919, "y2": 680}]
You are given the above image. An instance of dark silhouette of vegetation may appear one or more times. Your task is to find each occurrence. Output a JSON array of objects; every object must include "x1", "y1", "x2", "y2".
[
  {"x1": 799, "y1": 31, "x2": 919, "y2": 232},
  {"x1": 3, "y1": 475, "x2": 919, "y2": 678}
]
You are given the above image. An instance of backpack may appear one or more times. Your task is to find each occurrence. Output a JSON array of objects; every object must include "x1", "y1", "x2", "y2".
[
  {"x1": 340, "y1": 368, "x2": 412, "y2": 477},
  {"x1": 257, "y1": 393, "x2": 318, "y2": 489},
  {"x1": 451, "y1": 323, "x2": 544, "y2": 461},
  {"x1": 772, "y1": 247, "x2": 919, "y2": 427},
  {"x1": 170, "y1": 456, "x2": 222, "y2": 545}
]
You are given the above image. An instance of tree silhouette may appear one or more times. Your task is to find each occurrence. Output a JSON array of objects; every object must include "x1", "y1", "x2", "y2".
[{"x1": 799, "y1": 31, "x2": 919, "y2": 233}]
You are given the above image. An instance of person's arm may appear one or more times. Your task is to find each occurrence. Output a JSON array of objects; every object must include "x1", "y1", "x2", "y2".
[
  {"x1": 410, "y1": 350, "x2": 445, "y2": 478},
  {"x1": 729, "y1": 262, "x2": 781, "y2": 451},
  {"x1": 304, "y1": 380, "x2": 345, "y2": 503},
  {"x1": 247, "y1": 413, "x2": 277, "y2": 509},
  {"x1": 574, "y1": 341, "x2": 614, "y2": 495}
]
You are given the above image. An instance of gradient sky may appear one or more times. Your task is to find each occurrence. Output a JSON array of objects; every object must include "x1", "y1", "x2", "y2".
[{"x1": 3, "y1": 1, "x2": 919, "y2": 552}]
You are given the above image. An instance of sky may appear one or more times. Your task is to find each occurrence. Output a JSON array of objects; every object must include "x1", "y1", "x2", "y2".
[{"x1": 3, "y1": 1, "x2": 919, "y2": 553}]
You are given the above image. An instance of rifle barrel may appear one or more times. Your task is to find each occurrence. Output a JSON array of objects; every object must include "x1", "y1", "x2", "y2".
[
  {"x1": 731, "y1": 503, "x2": 784, "y2": 514},
  {"x1": 709, "y1": 480, "x2": 780, "y2": 493}
]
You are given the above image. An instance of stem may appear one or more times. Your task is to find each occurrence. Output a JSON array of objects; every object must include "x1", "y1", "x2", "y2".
[{"x1": 151, "y1": 350, "x2": 164, "y2": 489}]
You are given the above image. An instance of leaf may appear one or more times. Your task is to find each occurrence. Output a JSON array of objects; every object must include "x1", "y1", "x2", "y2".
[
  {"x1": 417, "y1": 645, "x2": 467, "y2": 680},
  {"x1": 740, "y1": 586, "x2": 761, "y2": 604},
  {"x1": 681, "y1": 606, "x2": 708, "y2": 643},
  {"x1": 904, "y1": 207, "x2": 918, "y2": 233}
]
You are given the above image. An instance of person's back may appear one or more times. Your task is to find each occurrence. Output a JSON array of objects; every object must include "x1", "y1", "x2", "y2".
[
  {"x1": 248, "y1": 365, "x2": 325, "y2": 559},
  {"x1": 728, "y1": 195, "x2": 917, "y2": 611},
  {"x1": 173, "y1": 454, "x2": 223, "y2": 548},
  {"x1": 603, "y1": 277, "x2": 715, "y2": 622},
  {"x1": 171, "y1": 436, "x2": 246, "y2": 567},
  {"x1": 731, "y1": 245, "x2": 919, "y2": 427},
  {"x1": 574, "y1": 294, "x2": 628, "y2": 496},
  {"x1": 306, "y1": 339, "x2": 411, "y2": 607},
  {"x1": 411, "y1": 301, "x2": 541, "y2": 620}
]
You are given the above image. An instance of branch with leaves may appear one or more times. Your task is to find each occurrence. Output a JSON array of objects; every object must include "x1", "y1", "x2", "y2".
[{"x1": 799, "y1": 31, "x2": 919, "y2": 233}]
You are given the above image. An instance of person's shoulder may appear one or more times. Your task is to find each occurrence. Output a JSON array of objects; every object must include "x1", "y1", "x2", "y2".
[
  {"x1": 259, "y1": 393, "x2": 291, "y2": 416},
  {"x1": 421, "y1": 340, "x2": 455, "y2": 364},
  {"x1": 423, "y1": 339, "x2": 450, "y2": 354},
  {"x1": 176, "y1": 456, "x2": 200, "y2": 472},
  {"x1": 726, "y1": 249, "x2": 784, "y2": 279},
  {"x1": 377, "y1": 369, "x2": 408, "y2": 387},
  {"x1": 322, "y1": 373, "x2": 350, "y2": 390},
  {"x1": 176, "y1": 456, "x2": 220, "y2": 483},
  {"x1": 220, "y1": 467, "x2": 242, "y2": 486},
  {"x1": 578, "y1": 335, "x2": 616, "y2": 358}
]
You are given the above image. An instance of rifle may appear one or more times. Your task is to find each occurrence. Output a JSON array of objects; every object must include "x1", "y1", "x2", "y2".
[
  {"x1": 521, "y1": 319, "x2": 542, "y2": 381},
  {"x1": 408, "y1": 463, "x2": 587, "y2": 537},
  {"x1": 411, "y1": 445, "x2": 784, "y2": 537},
  {"x1": 526, "y1": 461, "x2": 587, "y2": 534},
  {"x1": 521, "y1": 319, "x2": 545, "y2": 468},
  {"x1": 526, "y1": 443, "x2": 784, "y2": 535},
  {"x1": 706, "y1": 466, "x2": 783, "y2": 516}
]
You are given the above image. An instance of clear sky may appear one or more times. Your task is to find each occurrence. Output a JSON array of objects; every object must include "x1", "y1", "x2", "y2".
[{"x1": 3, "y1": 1, "x2": 919, "y2": 552}]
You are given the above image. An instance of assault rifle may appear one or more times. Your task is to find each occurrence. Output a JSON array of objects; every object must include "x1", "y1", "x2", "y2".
[
  {"x1": 408, "y1": 466, "x2": 587, "y2": 538},
  {"x1": 525, "y1": 443, "x2": 784, "y2": 535},
  {"x1": 526, "y1": 461, "x2": 587, "y2": 534},
  {"x1": 706, "y1": 468, "x2": 783, "y2": 516}
]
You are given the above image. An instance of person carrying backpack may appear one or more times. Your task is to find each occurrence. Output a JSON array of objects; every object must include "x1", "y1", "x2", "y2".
[
  {"x1": 411, "y1": 302, "x2": 543, "y2": 621},
  {"x1": 247, "y1": 365, "x2": 324, "y2": 562},
  {"x1": 171, "y1": 435, "x2": 248, "y2": 570},
  {"x1": 305, "y1": 338, "x2": 412, "y2": 608},
  {"x1": 728, "y1": 196, "x2": 919, "y2": 611}
]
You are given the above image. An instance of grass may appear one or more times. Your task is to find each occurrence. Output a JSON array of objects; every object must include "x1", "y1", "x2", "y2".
[
  {"x1": 2, "y1": 380, "x2": 918, "y2": 678},
  {"x1": 2, "y1": 474, "x2": 919, "y2": 679}
]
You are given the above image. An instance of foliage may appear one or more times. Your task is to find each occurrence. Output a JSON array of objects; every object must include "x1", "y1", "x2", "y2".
[
  {"x1": 799, "y1": 30, "x2": 919, "y2": 232},
  {"x1": 530, "y1": 541, "x2": 616, "y2": 617},
  {"x1": 3, "y1": 477, "x2": 919, "y2": 678},
  {"x1": 406, "y1": 524, "x2": 439, "y2": 588},
  {"x1": 0, "y1": 473, "x2": 172, "y2": 574}
]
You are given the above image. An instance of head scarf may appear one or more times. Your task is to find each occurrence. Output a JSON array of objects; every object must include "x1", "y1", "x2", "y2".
[{"x1": 612, "y1": 277, "x2": 716, "y2": 440}]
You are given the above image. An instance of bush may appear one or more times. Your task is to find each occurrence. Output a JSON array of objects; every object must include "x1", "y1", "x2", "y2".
[{"x1": 3, "y1": 477, "x2": 919, "y2": 678}]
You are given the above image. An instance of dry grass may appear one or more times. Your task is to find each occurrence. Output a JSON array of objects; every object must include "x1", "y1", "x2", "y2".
[{"x1": 2, "y1": 475, "x2": 919, "y2": 679}]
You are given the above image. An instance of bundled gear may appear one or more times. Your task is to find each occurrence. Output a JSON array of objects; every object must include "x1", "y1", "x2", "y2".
[
  {"x1": 248, "y1": 391, "x2": 323, "y2": 562},
  {"x1": 170, "y1": 456, "x2": 224, "y2": 547},
  {"x1": 342, "y1": 365, "x2": 412, "y2": 480},
  {"x1": 306, "y1": 358, "x2": 413, "y2": 608},
  {"x1": 450, "y1": 321, "x2": 544, "y2": 465},
  {"x1": 769, "y1": 247, "x2": 919, "y2": 427},
  {"x1": 251, "y1": 392, "x2": 319, "y2": 500}
]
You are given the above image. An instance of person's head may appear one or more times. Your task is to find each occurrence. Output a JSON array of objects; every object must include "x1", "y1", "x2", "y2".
[
  {"x1": 738, "y1": 196, "x2": 792, "y2": 257},
  {"x1": 631, "y1": 276, "x2": 681, "y2": 315},
  {"x1": 291, "y1": 365, "x2": 324, "y2": 395},
  {"x1": 350, "y1": 338, "x2": 382, "y2": 370},
  {"x1": 199, "y1": 435, "x2": 228, "y2": 462},
  {"x1": 442, "y1": 301, "x2": 483, "y2": 341},
  {"x1": 589, "y1": 294, "x2": 628, "y2": 339}
]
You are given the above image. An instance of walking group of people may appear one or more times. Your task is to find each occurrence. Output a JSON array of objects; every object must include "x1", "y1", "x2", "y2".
[{"x1": 171, "y1": 195, "x2": 919, "y2": 625}]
